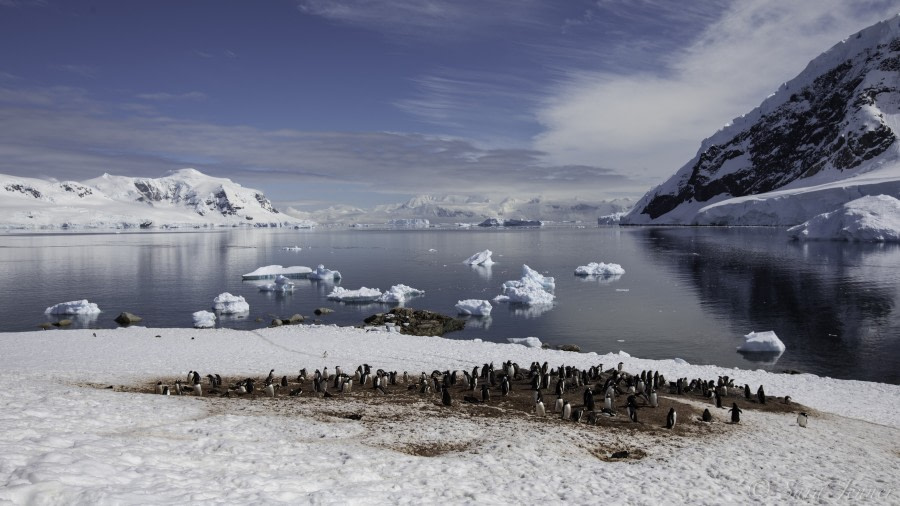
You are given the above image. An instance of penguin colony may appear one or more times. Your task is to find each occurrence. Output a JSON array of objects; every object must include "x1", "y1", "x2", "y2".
[{"x1": 148, "y1": 363, "x2": 807, "y2": 431}]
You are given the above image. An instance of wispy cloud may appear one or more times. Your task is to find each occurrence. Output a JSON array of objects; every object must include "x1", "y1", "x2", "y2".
[
  {"x1": 533, "y1": 0, "x2": 900, "y2": 179},
  {"x1": 135, "y1": 91, "x2": 208, "y2": 102}
]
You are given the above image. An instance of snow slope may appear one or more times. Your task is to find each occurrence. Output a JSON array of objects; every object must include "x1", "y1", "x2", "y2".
[
  {"x1": 0, "y1": 168, "x2": 315, "y2": 230},
  {"x1": 624, "y1": 15, "x2": 900, "y2": 226},
  {"x1": 0, "y1": 326, "x2": 897, "y2": 504}
]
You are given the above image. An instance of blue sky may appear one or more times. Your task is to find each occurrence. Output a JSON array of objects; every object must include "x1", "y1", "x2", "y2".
[{"x1": 1, "y1": 0, "x2": 897, "y2": 210}]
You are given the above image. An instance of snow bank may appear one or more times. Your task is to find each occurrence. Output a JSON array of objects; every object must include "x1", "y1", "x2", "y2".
[
  {"x1": 494, "y1": 265, "x2": 555, "y2": 305},
  {"x1": 738, "y1": 331, "x2": 786, "y2": 353},
  {"x1": 241, "y1": 265, "x2": 312, "y2": 280},
  {"x1": 258, "y1": 275, "x2": 294, "y2": 293},
  {"x1": 464, "y1": 249, "x2": 495, "y2": 266},
  {"x1": 574, "y1": 262, "x2": 626, "y2": 277},
  {"x1": 192, "y1": 310, "x2": 216, "y2": 328},
  {"x1": 506, "y1": 336, "x2": 543, "y2": 348},
  {"x1": 327, "y1": 286, "x2": 383, "y2": 302},
  {"x1": 44, "y1": 299, "x2": 101, "y2": 315},
  {"x1": 212, "y1": 293, "x2": 250, "y2": 314},
  {"x1": 378, "y1": 284, "x2": 425, "y2": 304},
  {"x1": 455, "y1": 299, "x2": 492, "y2": 316},
  {"x1": 308, "y1": 264, "x2": 342, "y2": 281},
  {"x1": 787, "y1": 195, "x2": 900, "y2": 242}
]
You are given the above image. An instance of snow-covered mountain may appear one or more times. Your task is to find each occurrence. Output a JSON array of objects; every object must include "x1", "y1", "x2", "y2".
[
  {"x1": 0, "y1": 169, "x2": 314, "y2": 230},
  {"x1": 623, "y1": 16, "x2": 900, "y2": 226},
  {"x1": 287, "y1": 194, "x2": 634, "y2": 225}
]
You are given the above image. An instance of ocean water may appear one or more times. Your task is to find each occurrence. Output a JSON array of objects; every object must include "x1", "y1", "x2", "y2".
[{"x1": 1, "y1": 226, "x2": 898, "y2": 384}]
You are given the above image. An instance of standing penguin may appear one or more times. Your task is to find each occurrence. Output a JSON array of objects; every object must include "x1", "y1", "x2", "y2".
[
  {"x1": 729, "y1": 402, "x2": 742, "y2": 423},
  {"x1": 481, "y1": 384, "x2": 491, "y2": 403},
  {"x1": 797, "y1": 412, "x2": 808, "y2": 428},
  {"x1": 162, "y1": 386, "x2": 170, "y2": 396},
  {"x1": 561, "y1": 400, "x2": 572, "y2": 420},
  {"x1": 265, "y1": 383, "x2": 276, "y2": 398},
  {"x1": 757, "y1": 385, "x2": 766, "y2": 405},
  {"x1": 744, "y1": 384, "x2": 751, "y2": 399},
  {"x1": 265, "y1": 369, "x2": 275, "y2": 386},
  {"x1": 649, "y1": 389, "x2": 658, "y2": 408},
  {"x1": 554, "y1": 397, "x2": 564, "y2": 413},
  {"x1": 192, "y1": 382, "x2": 202, "y2": 396},
  {"x1": 155, "y1": 381, "x2": 164, "y2": 395},
  {"x1": 535, "y1": 400, "x2": 546, "y2": 417},
  {"x1": 281, "y1": 376, "x2": 288, "y2": 388},
  {"x1": 702, "y1": 408, "x2": 713, "y2": 422},
  {"x1": 604, "y1": 394, "x2": 613, "y2": 412},
  {"x1": 584, "y1": 388, "x2": 595, "y2": 412},
  {"x1": 441, "y1": 385, "x2": 452, "y2": 406},
  {"x1": 500, "y1": 376, "x2": 510, "y2": 397},
  {"x1": 715, "y1": 390, "x2": 723, "y2": 409},
  {"x1": 617, "y1": 361, "x2": 623, "y2": 372},
  {"x1": 666, "y1": 407, "x2": 677, "y2": 429},
  {"x1": 627, "y1": 403, "x2": 638, "y2": 423}
]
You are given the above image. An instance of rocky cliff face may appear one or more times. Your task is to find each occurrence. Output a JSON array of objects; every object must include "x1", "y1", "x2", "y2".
[{"x1": 624, "y1": 16, "x2": 900, "y2": 225}]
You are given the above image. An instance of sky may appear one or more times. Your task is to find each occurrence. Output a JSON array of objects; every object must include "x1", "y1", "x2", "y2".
[{"x1": 0, "y1": 0, "x2": 898, "y2": 211}]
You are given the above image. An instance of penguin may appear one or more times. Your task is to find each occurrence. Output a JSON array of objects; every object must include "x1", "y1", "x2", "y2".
[
  {"x1": 206, "y1": 374, "x2": 216, "y2": 387},
  {"x1": 757, "y1": 385, "x2": 766, "y2": 405},
  {"x1": 481, "y1": 384, "x2": 490, "y2": 403},
  {"x1": 554, "y1": 397, "x2": 564, "y2": 413},
  {"x1": 344, "y1": 378, "x2": 353, "y2": 393},
  {"x1": 666, "y1": 407, "x2": 677, "y2": 429},
  {"x1": 298, "y1": 369, "x2": 307, "y2": 382},
  {"x1": 192, "y1": 371, "x2": 201, "y2": 385},
  {"x1": 162, "y1": 385, "x2": 170, "y2": 396},
  {"x1": 245, "y1": 378, "x2": 255, "y2": 394},
  {"x1": 402, "y1": 371, "x2": 409, "y2": 384},
  {"x1": 155, "y1": 381, "x2": 164, "y2": 395},
  {"x1": 617, "y1": 361, "x2": 623, "y2": 372},
  {"x1": 729, "y1": 402, "x2": 742, "y2": 423},
  {"x1": 604, "y1": 394, "x2": 613, "y2": 412},
  {"x1": 535, "y1": 400, "x2": 546, "y2": 417},
  {"x1": 702, "y1": 408, "x2": 712, "y2": 422},
  {"x1": 797, "y1": 412, "x2": 808, "y2": 428},
  {"x1": 572, "y1": 408, "x2": 583, "y2": 423},
  {"x1": 715, "y1": 390, "x2": 723, "y2": 409},
  {"x1": 265, "y1": 383, "x2": 275, "y2": 398},
  {"x1": 281, "y1": 376, "x2": 288, "y2": 388},
  {"x1": 561, "y1": 400, "x2": 571, "y2": 420},
  {"x1": 784, "y1": 395, "x2": 792, "y2": 405},
  {"x1": 627, "y1": 404, "x2": 638, "y2": 423},
  {"x1": 649, "y1": 389, "x2": 658, "y2": 408},
  {"x1": 192, "y1": 383, "x2": 202, "y2": 396},
  {"x1": 500, "y1": 377, "x2": 510, "y2": 397},
  {"x1": 289, "y1": 386, "x2": 303, "y2": 396},
  {"x1": 584, "y1": 388, "x2": 595, "y2": 412},
  {"x1": 744, "y1": 384, "x2": 751, "y2": 399},
  {"x1": 441, "y1": 385, "x2": 452, "y2": 406},
  {"x1": 555, "y1": 378, "x2": 565, "y2": 397}
]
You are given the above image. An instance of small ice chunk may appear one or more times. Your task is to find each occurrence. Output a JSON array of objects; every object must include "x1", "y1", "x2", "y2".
[
  {"x1": 45, "y1": 299, "x2": 101, "y2": 315},
  {"x1": 574, "y1": 262, "x2": 625, "y2": 277},
  {"x1": 327, "y1": 286, "x2": 383, "y2": 302},
  {"x1": 428, "y1": 248, "x2": 438, "y2": 252},
  {"x1": 494, "y1": 264, "x2": 555, "y2": 305},
  {"x1": 738, "y1": 331, "x2": 786, "y2": 353},
  {"x1": 241, "y1": 265, "x2": 312, "y2": 280},
  {"x1": 212, "y1": 293, "x2": 250, "y2": 314},
  {"x1": 507, "y1": 336, "x2": 543, "y2": 348},
  {"x1": 308, "y1": 264, "x2": 342, "y2": 281},
  {"x1": 455, "y1": 299, "x2": 492, "y2": 316},
  {"x1": 282, "y1": 246, "x2": 302, "y2": 251},
  {"x1": 259, "y1": 275, "x2": 295, "y2": 293},
  {"x1": 464, "y1": 249, "x2": 495, "y2": 266},
  {"x1": 193, "y1": 310, "x2": 216, "y2": 328},
  {"x1": 378, "y1": 284, "x2": 425, "y2": 304}
]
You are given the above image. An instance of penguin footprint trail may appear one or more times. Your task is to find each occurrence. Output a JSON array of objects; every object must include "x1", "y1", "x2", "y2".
[{"x1": 115, "y1": 362, "x2": 811, "y2": 451}]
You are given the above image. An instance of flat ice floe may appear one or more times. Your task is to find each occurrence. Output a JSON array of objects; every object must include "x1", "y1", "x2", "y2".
[
  {"x1": 787, "y1": 194, "x2": 900, "y2": 242},
  {"x1": 455, "y1": 299, "x2": 492, "y2": 316},
  {"x1": 44, "y1": 299, "x2": 101, "y2": 315},
  {"x1": 494, "y1": 264, "x2": 555, "y2": 306},
  {"x1": 575, "y1": 262, "x2": 625, "y2": 277},
  {"x1": 241, "y1": 265, "x2": 312, "y2": 280},
  {"x1": 258, "y1": 275, "x2": 295, "y2": 293},
  {"x1": 506, "y1": 336, "x2": 543, "y2": 348},
  {"x1": 328, "y1": 285, "x2": 424, "y2": 304},
  {"x1": 212, "y1": 292, "x2": 250, "y2": 314},
  {"x1": 464, "y1": 249, "x2": 495, "y2": 266}
]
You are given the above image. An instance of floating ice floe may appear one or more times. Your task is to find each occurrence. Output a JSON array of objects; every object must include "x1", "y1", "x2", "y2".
[
  {"x1": 308, "y1": 264, "x2": 342, "y2": 281},
  {"x1": 574, "y1": 262, "x2": 625, "y2": 278},
  {"x1": 241, "y1": 265, "x2": 312, "y2": 280},
  {"x1": 212, "y1": 293, "x2": 250, "y2": 314},
  {"x1": 507, "y1": 336, "x2": 543, "y2": 348},
  {"x1": 787, "y1": 195, "x2": 900, "y2": 242},
  {"x1": 192, "y1": 310, "x2": 216, "y2": 328},
  {"x1": 45, "y1": 299, "x2": 101, "y2": 315},
  {"x1": 258, "y1": 275, "x2": 294, "y2": 293},
  {"x1": 282, "y1": 246, "x2": 302, "y2": 251},
  {"x1": 737, "y1": 331, "x2": 786, "y2": 354},
  {"x1": 455, "y1": 299, "x2": 492, "y2": 316},
  {"x1": 464, "y1": 249, "x2": 495, "y2": 266},
  {"x1": 379, "y1": 284, "x2": 425, "y2": 304},
  {"x1": 327, "y1": 287, "x2": 383, "y2": 302},
  {"x1": 493, "y1": 265, "x2": 555, "y2": 306}
]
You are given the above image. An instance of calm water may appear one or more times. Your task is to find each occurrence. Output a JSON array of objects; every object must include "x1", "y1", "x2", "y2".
[{"x1": 1, "y1": 227, "x2": 898, "y2": 384}]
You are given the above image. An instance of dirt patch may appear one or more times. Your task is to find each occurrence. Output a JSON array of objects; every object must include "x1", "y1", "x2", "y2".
[
  {"x1": 592, "y1": 447, "x2": 649, "y2": 462},
  {"x1": 389, "y1": 441, "x2": 474, "y2": 457}
]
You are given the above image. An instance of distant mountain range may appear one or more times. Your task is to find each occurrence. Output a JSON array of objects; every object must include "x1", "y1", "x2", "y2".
[
  {"x1": 0, "y1": 168, "x2": 313, "y2": 230},
  {"x1": 623, "y1": 15, "x2": 900, "y2": 226}
]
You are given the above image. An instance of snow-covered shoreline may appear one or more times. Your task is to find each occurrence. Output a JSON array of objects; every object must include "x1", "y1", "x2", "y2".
[{"x1": 0, "y1": 325, "x2": 897, "y2": 504}]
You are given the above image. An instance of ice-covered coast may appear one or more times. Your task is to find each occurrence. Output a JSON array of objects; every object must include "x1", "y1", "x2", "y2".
[{"x1": 0, "y1": 325, "x2": 897, "y2": 504}]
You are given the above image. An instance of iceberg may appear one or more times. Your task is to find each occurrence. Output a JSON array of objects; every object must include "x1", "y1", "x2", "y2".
[
  {"x1": 574, "y1": 262, "x2": 625, "y2": 277},
  {"x1": 787, "y1": 195, "x2": 900, "y2": 242},
  {"x1": 327, "y1": 286, "x2": 383, "y2": 302},
  {"x1": 212, "y1": 293, "x2": 250, "y2": 314},
  {"x1": 45, "y1": 299, "x2": 101, "y2": 315},
  {"x1": 507, "y1": 336, "x2": 543, "y2": 348},
  {"x1": 464, "y1": 249, "x2": 495, "y2": 266},
  {"x1": 379, "y1": 284, "x2": 425, "y2": 304},
  {"x1": 455, "y1": 299, "x2": 492, "y2": 316},
  {"x1": 738, "y1": 331, "x2": 786, "y2": 353},
  {"x1": 241, "y1": 265, "x2": 312, "y2": 280},
  {"x1": 308, "y1": 264, "x2": 342, "y2": 281},
  {"x1": 192, "y1": 310, "x2": 216, "y2": 328},
  {"x1": 258, "y1": 275, "x2": 294, "y2": 293},
  {"x1": 494, "y1": 265, "x2": 555, "y2": 306}
]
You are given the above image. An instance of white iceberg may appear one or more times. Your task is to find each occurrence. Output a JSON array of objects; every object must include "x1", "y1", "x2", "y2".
[
  {"x1": 737, "y1": 331, "x2": 786, "y2": 353},
  {"x1": 212, "y1": 293, "x2": 250, "y2": 314},
  {"x1": 308, "y1": 264, "x2": 342, "y2": 281},
  {"x1": 574, "y1": 262, "x2": 625, "y2": 277},
  {"x1": 378, "y1": 284, "x2": 425, "y2": 304},
  {"x1": 192, "y1": 310, "x2": 216, "y2": 328},
  {"x1": 464, "y1": 249, "x2": 495, "y2": 266},
  {"x1": 494, "y1": 265, "x2": 555, "y2": 306},
  {"x1": 241, "y1": 265, "x2": 312, "y2": 280},
  {"x1": 327, "y1": 286, "x2": 383, "y2": 302},
  {"x1": 259, "y1": 275, "x2": 294, "y2": 293},
  {"x1": 45, "y1": 299, "x2": 102, "y2": 315},
  {"x1": 507, "y1": 336, "x2": 543, "y2": 348},
  {"x1": 282, "y1": 246, "x2": 302, "y2": 251},
  {"x1": 787, "y1": 195, "x2": 900, "y2": 242},
  {"x1": 455, "y1": 299, "x2": 492, "y2": 316}
]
